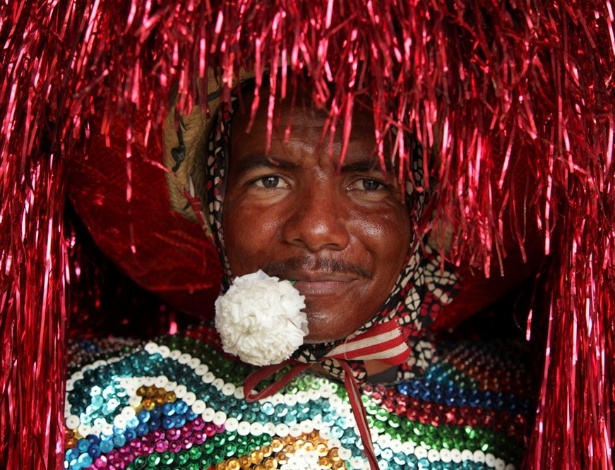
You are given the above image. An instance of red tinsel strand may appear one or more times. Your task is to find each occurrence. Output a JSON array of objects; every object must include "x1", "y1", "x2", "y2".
[
  {"x1": 0, "y1": 152, "x2": 68, "y2": 468},
  {"x1": 2, "y1": 1, "x2": 615, "y2": 468}
]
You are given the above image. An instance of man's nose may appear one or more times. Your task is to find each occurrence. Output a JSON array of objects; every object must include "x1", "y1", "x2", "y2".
[{"x1": 282, "y1": 184, "x2": 351, "y2": 252}]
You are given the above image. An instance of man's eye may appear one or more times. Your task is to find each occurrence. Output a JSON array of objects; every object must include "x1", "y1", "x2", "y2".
[
  {"x1": 349, "y1": 178, "x2": 385, "y2": 191},
  {"x1": 254, "y1": 175, "x2": 284, "y2": 188}
]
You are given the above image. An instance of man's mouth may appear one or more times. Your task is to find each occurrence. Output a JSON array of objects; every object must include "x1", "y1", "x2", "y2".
[
  {"x1": 290, "y1": 274, "x2": 357, "y2": 296},
  {"x1": 262, "y1": 257, "x2": 372, "y2": 283}
]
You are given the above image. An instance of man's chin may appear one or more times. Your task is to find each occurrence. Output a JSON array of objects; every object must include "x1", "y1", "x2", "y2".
[
  {"x1": 301, "y1": 306, "x2": 375, "y2": 344},
  {"x1": 302, "y1": 323, "x2": 356, "y2": 344},
  {"x1": 302, "y1": 335, "x2": 335, "y2": 345}
]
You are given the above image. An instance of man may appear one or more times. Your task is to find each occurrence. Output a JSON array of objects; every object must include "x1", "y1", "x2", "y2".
[{"x1": 63, "y1": 80, "x2": 533, "y2": 470}]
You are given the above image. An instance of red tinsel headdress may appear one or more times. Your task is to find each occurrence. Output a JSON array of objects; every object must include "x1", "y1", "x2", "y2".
[{"x1": 1, "y1": 1, "x2": 614, "y2": 469}]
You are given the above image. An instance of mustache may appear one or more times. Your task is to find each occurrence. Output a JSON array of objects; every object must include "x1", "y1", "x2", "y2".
[{"x1": 262, "y1": 257, "x2": 372, "y2": 279}]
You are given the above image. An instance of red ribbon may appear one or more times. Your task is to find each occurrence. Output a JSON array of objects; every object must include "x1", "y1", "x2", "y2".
[{"x1": 244, "y1": 357, "x2": 380, "y2": 470}]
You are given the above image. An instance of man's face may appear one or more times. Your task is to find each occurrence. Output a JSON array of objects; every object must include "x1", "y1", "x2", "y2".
[{"x1": 222, "y1": 90, "x2": 411, "y2": 343}]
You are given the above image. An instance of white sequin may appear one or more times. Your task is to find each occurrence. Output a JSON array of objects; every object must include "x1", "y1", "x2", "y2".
[
  {"x1": 183, "y1": 392, "x2": 196, "y2": 406},
  {"x1": 192, "y1": 400, "x2": 206, "y2": 414},
  {"x1": 78, "y1": 424, "x2": 92, "y2": 436},
  {"x1": 154, "y1": 376, "x2": 168, "y2": 388},
  {"x1": 440, "y1": 449, "x2": 452, "y2": 463},
  {"x1": 178, "y1": 353, "x2": 192, "y2": 364},
  {"x1": 113, "y1": 415, "x2": 126, "y2": 428},
  {"x1": 213, "y1": 411, "x2": 227, "y2": 426},
  {"x1": 202, "y1": 408, "x2": 215, "y2": 422},
  {"x1": 428, "y1": 449, "x2": 441, "y2": 462},
  {"x1": 250, "y1": 422, "x2": 264, "y2": 436},
  {"x1": 225, "y1": 418, "x2": 238, "y2": 432},
  {"x1": 289, "y1": 423, "x2": 302, "y2": 437},
  {"x1": 237, "y1": 421, "x2": 251, "y2": 436},
  {"x1": 202, "y1": 372, "x2": 215, "y2": 384},
  {"x1": 401, "y1": 441, "x2": 415, "y2": 455},
  {"x1": 144, "y1": 342, "x2": 158, "y2": 354},
  {"x1": 415, "y1": 446, "x2": 428, "y2": 459},
  {"x1": 221, "y1": 383, "x2": 236, "y2": 396},
  {"x1": 296, "y1": 391, "x2": 309, "y2": 404},
  {"x1": 299, "y1": 420, "x2": 313, "y2": 434},
  {"x1": 120, "y1": 406, "x2": 136, "y2": 418},
  {"x1": 284, "y1": 394, "x2": 298, "y2": 406},
  {"x1": 474, "y1": 450, "x2": 486, "y2": 463},
  {"x1": 264, "y1": 422, "x2": 276, "y2": 436},
  {"x1": 65, "y1": 415, "x2": 80, "y2": 430},
  {"x1": 275, "y1": 423, "x2": 290, "y2": 437},
  {"x1": 211, "y1": 378, "x2": 225, "y2": 390},
  {"x1": 338, "y1": 448, "x2": 352, "y2": 460}
]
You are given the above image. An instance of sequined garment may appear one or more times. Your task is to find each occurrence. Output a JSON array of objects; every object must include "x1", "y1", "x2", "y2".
[{"x1": 64, "y1": 326, "x2": 533, "y2": 470}]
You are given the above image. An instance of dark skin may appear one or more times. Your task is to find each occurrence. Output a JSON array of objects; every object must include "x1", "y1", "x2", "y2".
[{"x1": 221, "y1": 88, "x2": 411, "y2": 344}]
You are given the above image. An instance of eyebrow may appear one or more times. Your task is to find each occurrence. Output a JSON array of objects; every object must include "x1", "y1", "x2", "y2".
[
  {"x1": 339, "y1": 157, "x2": 393, "y2": 174},
  {"x1": 231, "y1": 154, "x2": 298, "y2": 176},
  {"x1": 231, "y1": 153, "x2": 393, "y2": 176}
]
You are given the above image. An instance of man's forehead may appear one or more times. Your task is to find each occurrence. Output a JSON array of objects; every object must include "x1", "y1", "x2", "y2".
[{"x1": 226, "y1": 81, "x2": 400, "y2": 173}]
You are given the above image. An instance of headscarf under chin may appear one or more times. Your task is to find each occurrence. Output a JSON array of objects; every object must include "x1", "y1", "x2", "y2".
[{"x1": 205, "y1": 93, "x2": 460, "y2": 384}]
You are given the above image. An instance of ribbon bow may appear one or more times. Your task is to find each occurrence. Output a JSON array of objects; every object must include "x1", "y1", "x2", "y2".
[{"x1": 243, "y1": 319, "x2": 411, "y2": 470}]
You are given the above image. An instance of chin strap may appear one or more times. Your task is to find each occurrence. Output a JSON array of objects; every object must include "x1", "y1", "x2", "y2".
[{"x1": 243, "y1": 319, "x2": 413, "y2": 470}]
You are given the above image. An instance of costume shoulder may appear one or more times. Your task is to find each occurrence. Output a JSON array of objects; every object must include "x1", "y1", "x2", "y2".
[{"x1": 65, "y1": 327, "x2": 533, "y2": 469}]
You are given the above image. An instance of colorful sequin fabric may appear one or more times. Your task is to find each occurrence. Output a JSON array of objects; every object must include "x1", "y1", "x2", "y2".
[{"x1": 64, "y1": 326, "x2": 533, "y2": 470}]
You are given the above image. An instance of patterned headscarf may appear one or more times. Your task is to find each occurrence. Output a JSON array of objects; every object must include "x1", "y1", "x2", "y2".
[{"x1": 205, "y1": 92, "x2": 460, "y2": 385}]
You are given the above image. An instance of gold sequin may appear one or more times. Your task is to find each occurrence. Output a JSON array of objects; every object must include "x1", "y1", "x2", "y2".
[
  {"x1": 270, "y1": 438, "x2": 283, "y2": 452},
  {"x1": 141, "y1": 398, "x2": 155, "y2": 411},
  {"x1": 249, "y1": 450, "x2": 264, "y2": 464},
  {"x1": 316, "y1": 442, "x2": 329, "y2": 456},
  {"x1": 319, "y1": 457, "x2": 333, "y2": 468},
  {"x1": 226, "y1": 458, "x2": 241, "y2": 470},
  {"x1": 263, "y1": 457, "x2": 278, "y2": 469}
]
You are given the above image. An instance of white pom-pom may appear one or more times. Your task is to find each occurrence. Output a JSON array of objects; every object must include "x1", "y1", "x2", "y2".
[{"x1": 215, "y1": 270, "x2": 308, "y2": 366}]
